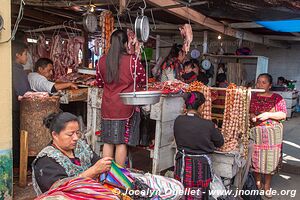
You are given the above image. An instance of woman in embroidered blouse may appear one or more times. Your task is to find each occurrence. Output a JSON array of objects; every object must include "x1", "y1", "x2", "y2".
[
  {"x1": 96, "y1": 30, "x2": 146, "y2": 167},
  {"x1": 160, "y1": 44, "x2": 186, "y2": 82},
  {"x1": 250, "y1": 73, "x2": 286, "y2": 198},
  {"x1": 32, "y1": 112, "x2": 112, "y2": 194},
  {"x1": 174, "y1": 91, "x2": 224, "y2": 200}
]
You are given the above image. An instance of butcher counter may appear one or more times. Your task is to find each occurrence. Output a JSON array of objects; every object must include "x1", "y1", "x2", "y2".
[{"x1": 59, "y1": 88, "x2": 89, "y2": 104}]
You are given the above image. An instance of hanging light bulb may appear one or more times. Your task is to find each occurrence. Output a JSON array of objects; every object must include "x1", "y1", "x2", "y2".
[{"x1": 218, "y1": 35, "x2": 222, "y2": 40}]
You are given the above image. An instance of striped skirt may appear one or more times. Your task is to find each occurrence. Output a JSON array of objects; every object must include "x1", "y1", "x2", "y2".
[
  {"x1": 101, "y1": 111, "x2": 141, "y2": 146},
  {"x1": 174, "y1": 152, "x2": 212, "y2": 200},
  {"x1": 250, "y1": 123, "x2": 283, "y2": 174}
]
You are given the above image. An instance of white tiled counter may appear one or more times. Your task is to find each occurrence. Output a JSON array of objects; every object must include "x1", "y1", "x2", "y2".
[{"x1": 273, "y1": 90, "x2": 298, "y2": 118}]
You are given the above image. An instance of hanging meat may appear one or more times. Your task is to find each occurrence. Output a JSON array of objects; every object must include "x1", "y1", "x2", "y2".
[
  {"x1": 47, "y1": 34, "x2": 85, "y2": 80},
  {"x1": 73, "y1": 36, "x2": 84, "y2": 70},
  {"x1": 179, "y1": 24, "x2": 193, "y2": 53},
  {"x1": 37, "y1": 35, "x2": 50, "y2": 58},
  {"x1": 50, "y1": 35, "x2": 62, "y2": 60},
  {"x1": 94, "y1": 38, "x2": 100, "y2": 56},
  {"x1": 50, "y1": 34, "x2": 65, "y2": 80},
  {"x1": 28, "y1": 43, "x2": 38, "y2": 64},
  {"x1": 61, "y1": 39, "x2": 70, "y2": 69}
]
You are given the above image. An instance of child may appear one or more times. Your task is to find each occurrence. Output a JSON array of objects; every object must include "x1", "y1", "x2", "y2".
[
  {"x1": 12, "y1": 41, "x2": 31, "y2": 167},
  {"x1": 182, "y1": 61, "x2": 198, "y2": 83}
]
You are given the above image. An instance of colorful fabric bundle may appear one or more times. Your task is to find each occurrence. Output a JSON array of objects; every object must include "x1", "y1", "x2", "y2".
[
  {"x1": 100, "y1": 161, "x2": 134, "y2": 189},
  {"x1": 131, "y1": 173, "x2": 184, "y2": 200},
  {"x1": 35, "y1": 177, "x2": 119, "y2": 200}
]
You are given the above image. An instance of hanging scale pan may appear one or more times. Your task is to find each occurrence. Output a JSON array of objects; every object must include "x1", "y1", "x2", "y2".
[{"x1": 135, "y1": 15, "x2": 150, "y2": 43}]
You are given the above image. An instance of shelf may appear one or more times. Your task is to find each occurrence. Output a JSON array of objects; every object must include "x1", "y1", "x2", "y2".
[
  {"x1": 203, "y1": 54, "x2": 268, "y2": 60},
  {"x1": 78, "y1": 68, "x2": 96, "y2": 75}
]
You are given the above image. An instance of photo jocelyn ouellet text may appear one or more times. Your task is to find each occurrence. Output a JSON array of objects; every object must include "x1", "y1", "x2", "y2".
[{"x1": 112, "y1": 187, "x2": 297, "y2": 198}]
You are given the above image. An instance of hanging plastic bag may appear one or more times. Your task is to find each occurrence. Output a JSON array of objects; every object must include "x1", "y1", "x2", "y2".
[
  {"x1": 209, "y1": 173, "x2": 226, "y2": 200},
  {"x1": 241, "y1": 172, "x2": 262, "y2": 200}
]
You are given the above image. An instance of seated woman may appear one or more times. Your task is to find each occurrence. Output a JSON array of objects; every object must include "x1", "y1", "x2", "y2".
[
  {"x1": 32, "y1": 112, "x2": 113, "y2": 195},
  {"x1": 174, "y1": 91, "x2": 224, "y2": 200}
]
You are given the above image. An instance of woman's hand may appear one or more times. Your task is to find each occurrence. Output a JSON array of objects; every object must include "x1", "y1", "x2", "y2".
[
  {"x1": 79, "y1": 157, "x2": 112, "y2": 179},
  {"x1": 256, "y1": 112, "x2": 270, "y2": 121},
  {"x1": 250, "y1": 113, "x2": 257, "y2": 122},
  {"x1": 92, "y1": 157, "x2": 113, "y2": 174}
]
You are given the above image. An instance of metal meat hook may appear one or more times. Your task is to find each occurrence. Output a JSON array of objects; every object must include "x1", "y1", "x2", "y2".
[{"x1": 139, "y1": 0, "x2": 147, "y2": 15}]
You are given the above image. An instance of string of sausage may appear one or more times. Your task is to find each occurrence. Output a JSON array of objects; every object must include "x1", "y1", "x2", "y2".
[
  {"x1": 99, "y1": 11, "x2": 114, "y2": 55},
  {"x1": 184, "y1": 81, "x2": 250, "y2": 155},
  {"x1": 218, "y1": 84, "x2": 250, "y2": 154}
]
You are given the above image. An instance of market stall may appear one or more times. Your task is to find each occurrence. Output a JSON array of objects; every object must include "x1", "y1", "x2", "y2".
[
  {"x1": 136, "y1": 80, "x2": 263, "y2": 189},
  {"x1": 7, "y1": 0, "x2": 300, "y2": 200}
]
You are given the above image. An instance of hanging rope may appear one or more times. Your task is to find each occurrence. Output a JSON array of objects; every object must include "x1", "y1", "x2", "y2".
[
  {"x1": 150, "y1": 9, "x2": 157, "y2": 30},
  {"x1": 0, "y1": 0, "x2": 25, "y2": 44},
  {"x1": 186, "y1": 4, "x2": 191, "y2": 25}
]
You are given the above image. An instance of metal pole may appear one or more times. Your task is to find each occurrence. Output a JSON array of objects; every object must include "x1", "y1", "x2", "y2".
[
  {"x1": 24, "y1": 25, "x2": 82, "y2": 32},
  {"x1": 203, "y1": 30, "x2": 208, "y2": 54},
  {"x1": 209, "y1": 87, "x2": 265, "y2": 92},
  {"x1": 155, "y1": 34, "x2": 160, "y2": 62}
]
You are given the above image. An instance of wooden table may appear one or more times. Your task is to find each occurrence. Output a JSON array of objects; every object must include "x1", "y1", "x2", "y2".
[{"x1": 150, "y1": 95, "x2": 184, "y2": 174}]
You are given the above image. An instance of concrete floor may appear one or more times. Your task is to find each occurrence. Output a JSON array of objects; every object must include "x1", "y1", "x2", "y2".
[
  {"x1": 13, "y1": 113, "x2": 300, "y2": 199},
  {"x1": 268, "y1": 171, "x2": 300, "y2": 200},
  {"x1": 13, "y1": 178, "x2": 35, "y2": 200},
  {"x1": 255, "y1": 113, "x2": 300, "y2": 200},
  {"x1": 281, "y1": 113, "x2": 300, "y2": 174}
]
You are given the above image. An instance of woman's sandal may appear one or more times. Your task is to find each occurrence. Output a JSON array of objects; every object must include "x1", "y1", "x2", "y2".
[
  {"x1": 257, "y1": 183, "x2": 264, "y2": 190},
  {"x1": 264, "y1": 188, "x2": 273, "y2": 199}
]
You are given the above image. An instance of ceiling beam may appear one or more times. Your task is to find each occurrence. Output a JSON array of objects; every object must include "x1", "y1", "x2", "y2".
[
  {"x1": 264, "y1": 35, "x2": 300, "y2": 41},
  {"x1": 24, "y1": 25, "x2": 82, "y2": 33},
  {"x1": 13, "y1": 16, "x2": 52, "y2": 25},
  {"x1": 12, "y1": 0, "x2": 121, "y2": 7},
  {"x1": 229, "y1": 22, "x2": 263, "y2": 29},
  {"x1": 291, "y1": 33, "x2": 300, "y2": 37},
  {"x1": 146, "y1": 0, "x2": 288, "y2": 48},
  {"x1": 175, "y1": 0, "x2": 209, "y2": 7},
  {"x1": 33, "y1": 8, "x2": 80, "y2": 20},
  {"x1": 132, "y1": 1, "x2": 208, "y2": 13},
  {"x1": 115, "y1": 23, "x2": 205, "y2": 31},
  {"x1": 23, "y1": 8, "x2": 66, "y2": 24}
]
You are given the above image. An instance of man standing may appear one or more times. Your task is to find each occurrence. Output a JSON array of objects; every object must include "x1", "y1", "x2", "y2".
[{"x1": 28, "y1": 58, "x2": 77, "y2": 93}]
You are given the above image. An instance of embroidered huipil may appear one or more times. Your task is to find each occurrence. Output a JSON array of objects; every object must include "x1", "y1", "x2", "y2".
[{"x1": 96, "y1": 55, "x2": 146, "y2": 120}]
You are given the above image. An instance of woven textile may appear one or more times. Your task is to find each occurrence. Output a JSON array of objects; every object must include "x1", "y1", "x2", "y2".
[
  {"x1": 35, "y1": 177, "x2": 120, "y2": 200},
  {"x1": 250, "y1": 124, "x2": 283, "y2": 174}
]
